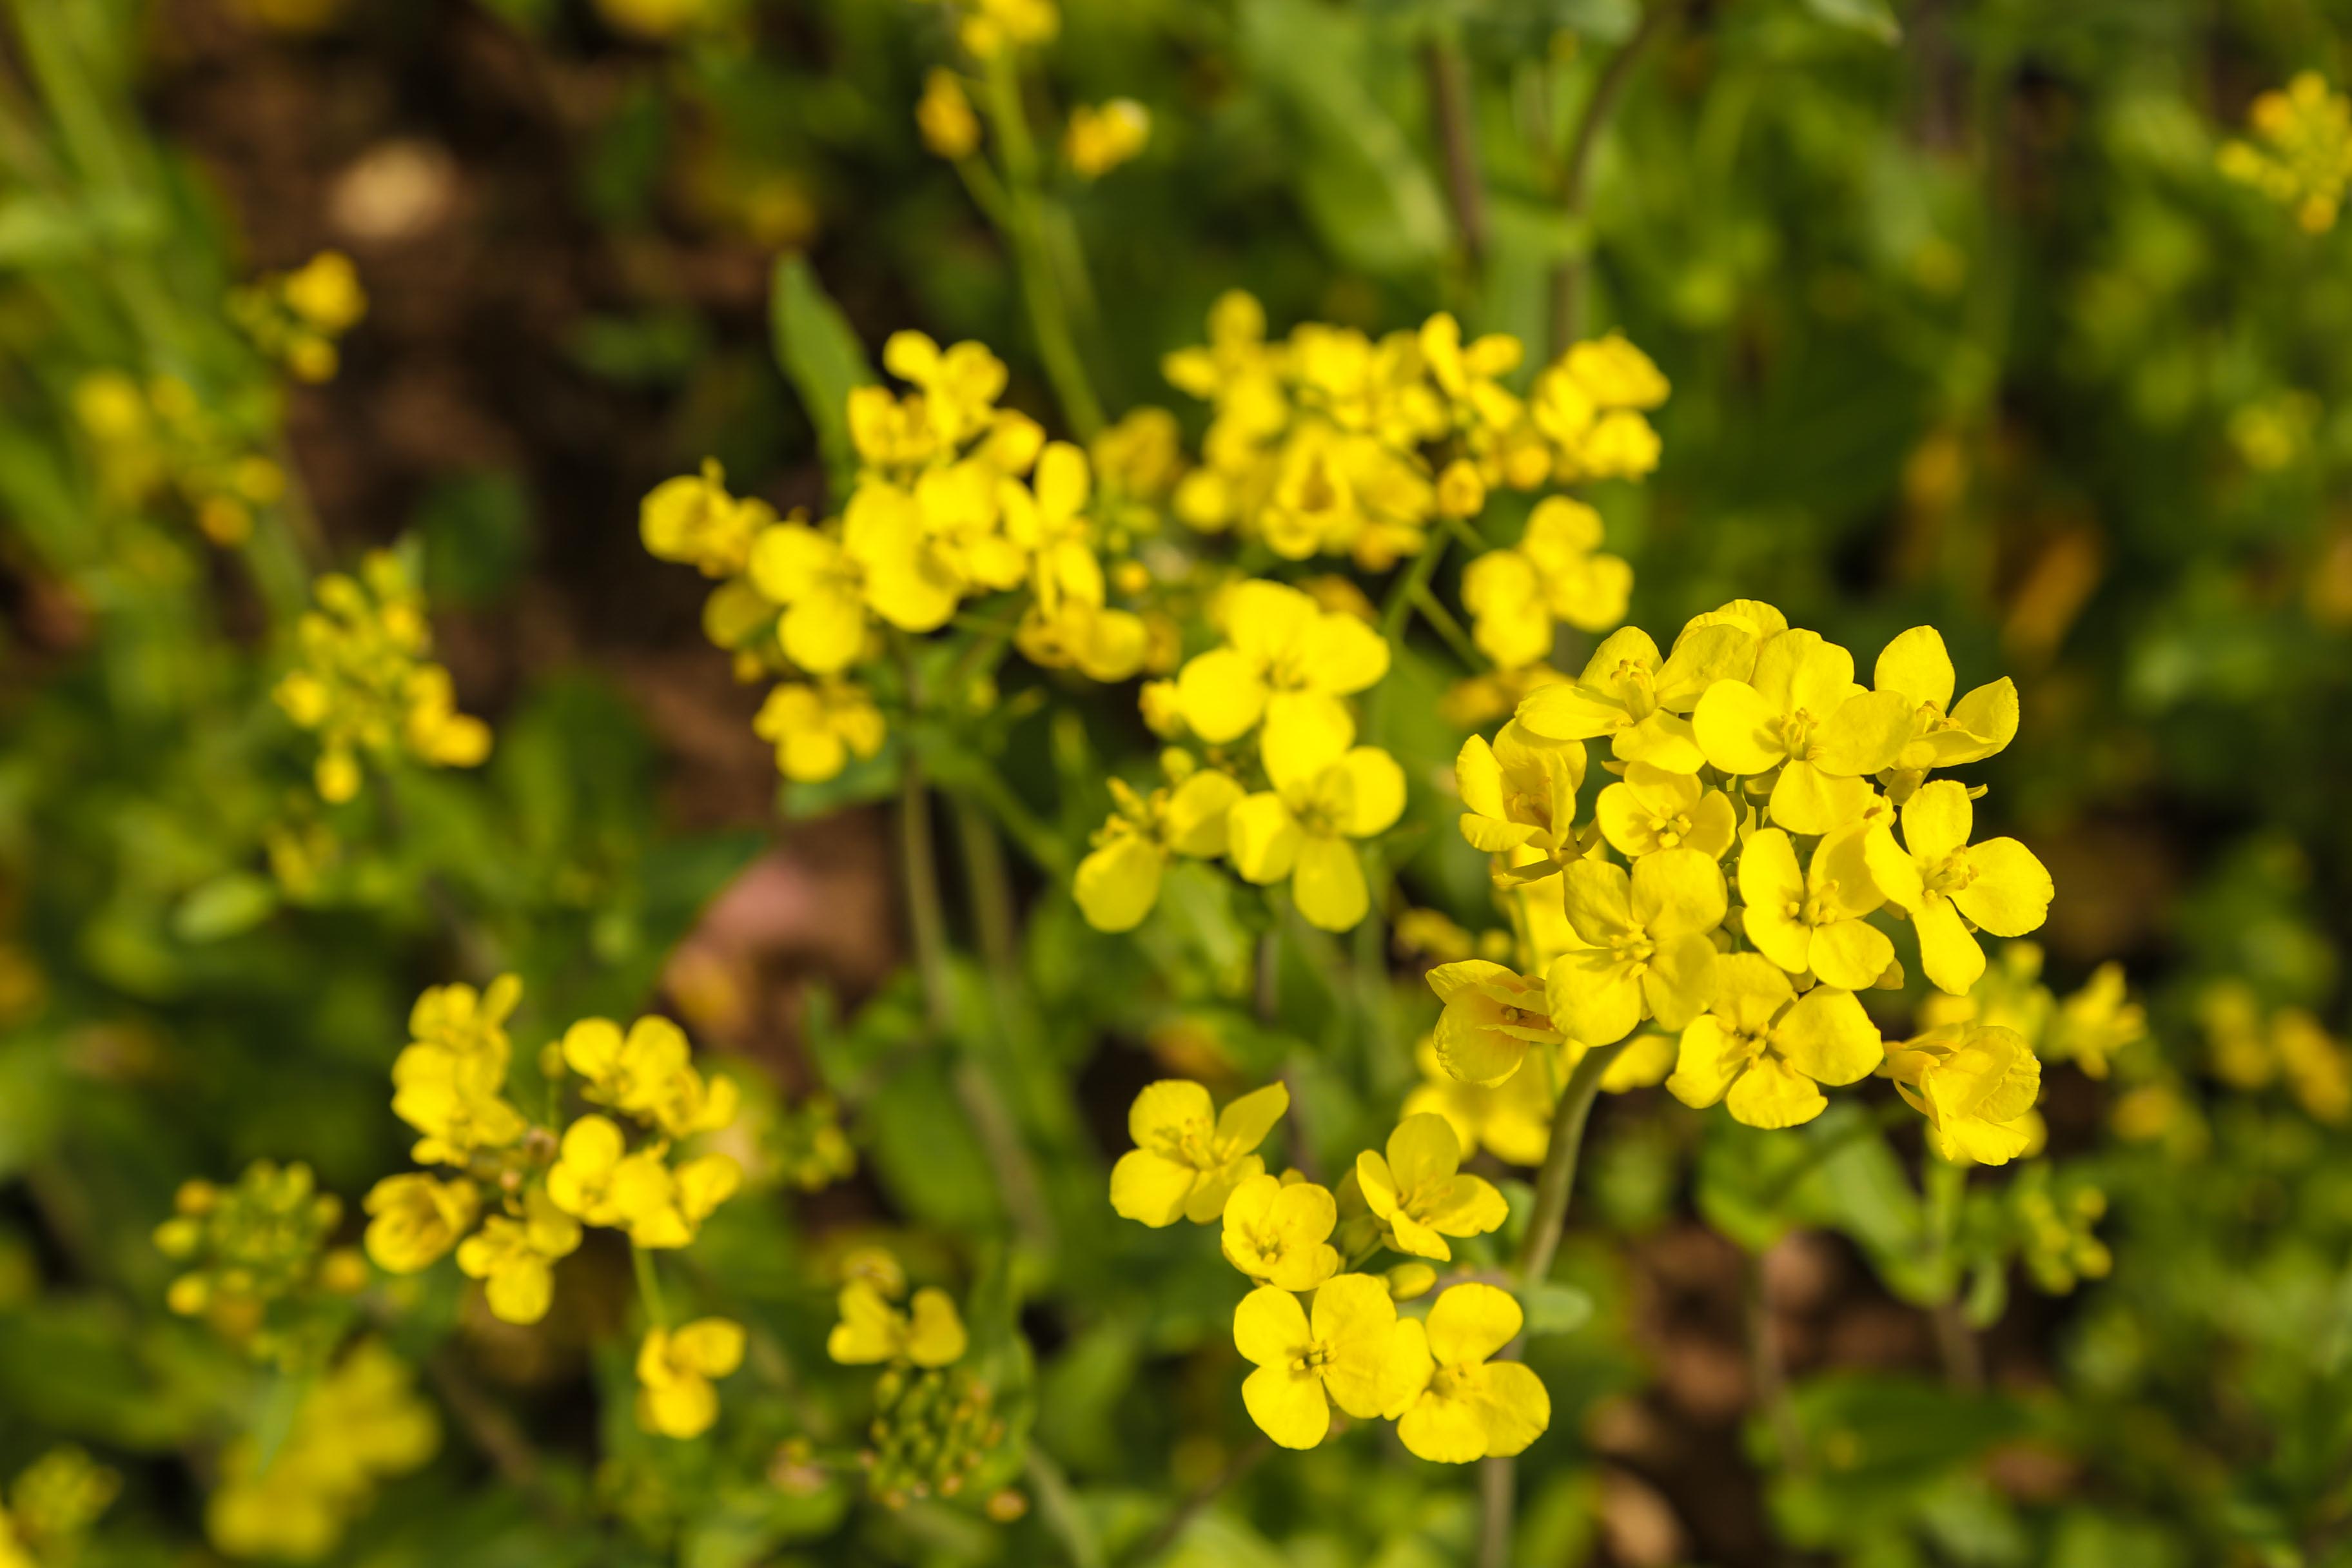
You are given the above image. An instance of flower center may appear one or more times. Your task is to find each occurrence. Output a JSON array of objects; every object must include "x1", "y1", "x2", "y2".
[
  {"x1": 1293, "y1": 1338, "x2": 1335, "y2": 1375},
  {"x1": 1925, "y1": 854, "x2": 1977, "y2": 898},
  {"x1": 1651, "y1": 810, "x2": 1692, "y2": 847},
  {"x1": 1609, "y1": 660, "x2": 1659, "y2": 722},
  {"x1": 1776, "y1": 707, "x2": 1819, "y2": 761},
  {"x1": 1152, "y1": 1117, "x2": 1219, "y2": 1170}
]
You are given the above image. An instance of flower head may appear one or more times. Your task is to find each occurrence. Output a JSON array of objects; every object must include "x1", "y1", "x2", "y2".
[
  {"x1": 1738, "y1": 824, "x2": 1894, "y2": 989},
  {"x1": 1174, "y1": 579, "x2": 1389, "y2": 745},
  {"x1": 1692, "y1": 628, "x2": 1911, "y2": 832},
  {"x1": 1074, "y1": 765, "x2": 1245, "y2": 932},
  {"x1": 1881, "y1": 1022, "x2": 2043, "y2": 1165},
  {"x1": 1545, "y1": 847, "x2": 1726, "y2": 1046},
  {"x1": 1220, "y1": 1173, "x2": 1340, "y2": 1290},
  {"x1": 1387, "y1": 1282, "x2": 1551, "y2": 1463},
  {"x1": 1514, "y1": 621, "x2": 1756, "y2": 770},
  {"x1": 1665, "y1": 954, "x2": 1884, "y2": 1128},
  {"x1": 637, "y1": 1318, "x2": 745, "y2": 1438},
  {"x1": 1863, "y1": 781, "x2": 2053, "y2": 995},
  {"x1": 1109, "y1": 1079, "x2": 1289, "y2": 1226},
  {"x1": 1233, "y1": 1274, "x2": 1423, "y2": 1448},
  {"x1": 454, "y1": 1189, "x2": 581, "y2": 1325},
  {"x1": 1227, "y1": 714, "x2": 1406, "y2": 932},
  {"x1": 1355, "y1": 1113, "x2": 1507, "y2": 1262},
  {"x1": 1596, "y1": 761, "x2": 1736, "y2": 861},
  {"x1": 827, "y1": 1280, "x2": 968, "y2": 1367},
  {"x1": 360, "y1": 1173, "x2": 477, "y2": 1274},
  {"x1": 1425, "y1": 960, "x2": 1561, "y2": 1086},
  {"x1": 1455, "y1": 721, "x2": 1585, "y2": 866}
]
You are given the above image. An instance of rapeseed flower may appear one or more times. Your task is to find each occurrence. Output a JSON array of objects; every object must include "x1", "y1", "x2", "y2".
[
  {"x1": 1546, "y1": 847, "x2": 1727, "y2": 1046},
  {"x1": 641, "y1": 459, "x2": 769, "y2": 578},
  {"x1": 454, "y1": 1190, "x2": 581, "y2": 1325},
  {"x1": 1596, "y1": 761, "x2": 1736, "y2": 860},
  {"x1": 1872, "y1": 626, "x2": 2017, "y2": 774},
  {"x1": 1863, "y1": 781, "x2": 2053, "y2": 995},
  {"x1": 1354, "y1": 1113, "x2": 1507, "y2": 1262},
  {"x1": 1227, "y1": 716, "x2": 1405, "y2": 931},
  {"x1": 1220, "y1": 1173, "x2": 1340, "y2": 1289},
  {"x1": 1881, "y1": 1021, "x2": 2043, "y2": 1165},
  {"x1": 1065, "y1": 100, "x2": 1150, "y2": 178},
  {"x1": 754, "y1": 680, "x2": 886, "y2": 783},
  {"x1": 1738, "y1": 825, "x2": 1894, "y2": 989},
  {"x1": 561, "y1": 1015, "x2": 740, "y2": 1139},
  {"x1": 1425, "y1": 959, "x2": 1561, "y2": 1086},
  {"x1": 1387, "y1": 1282, "x2": 1550, "y2": 1463},
  {"x1": 637, "y1": 1319, "x2": 746, "y2": 1438},
  {"x1": 1110, "y1": 1079, "x2": 1288, "y2": 1226},
  {"x1": 361, "y1": 1173, "x2": 477, "y2": 1274},
  {"x1": 1665, "y1": 954, "x2": 1884, "y2": 1128},
  {"x1": 1174, "y1": 578, "x2": 1389, "y2": 745},
  {"x1": 1454, "y1": 721, "x2": 1585, "y2": 868},
  {"x1": 1462, "y1": 498, "x2": 1632, "y2": 667},
  {"x1": 1691, "y1": 628, "x2": 1911, "y2": 832},
  {"x1": 1514, "y1": 621, "x2": 1756, "y2": 769},
  {"x1": 1074, "y1": 765, "x2": 1244, "y2": 932},
  {"x1": 828, "y1": 1280, "x2": 968, "y2": 1367},
  {"x1": 1233, "y1": 1273, "x2": 1420, "y2": 1449}
]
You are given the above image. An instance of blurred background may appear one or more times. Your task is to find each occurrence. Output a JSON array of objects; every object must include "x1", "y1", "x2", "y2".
[{"x1": 3, "y1": 1, "x2": 2352, "y2": 1565}]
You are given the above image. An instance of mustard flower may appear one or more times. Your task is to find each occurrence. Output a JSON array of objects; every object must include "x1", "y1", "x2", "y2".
[
  {"x1": 641, "y1": 459, "x2": 769, "y2": 578},
  {"x1": 1016, "y1": 596, "x2": 1151, "y2": 683},
  {"x1": 1692, "y1": 628, "x2": 1912, "y2": 832},
  {"x1": 1738, "y1": 824, "x2": 1894, "y2": 989},
  {"x1": 916, "y1": 68, "x2": 981, "y2": 161},
  {"x1": 636, "y1": 1319, "x2": 746, "y2": 1439},
  {"x1": 954, "y1": 0, "x2": 1059, "y2": 57},
  {"x1": 545, "y1": 1113, "x2": 740, "y2": 1248},
  {"x1": 1402, "y1": 1036, "x2": 1557, "y2": 1167},
  {"x1": 1546, "y1": 847, "x2": 1726, "y2": 1046},
  {"x1": 2046, "y1": 962, "x2": 2144, "y2": 1080},
  {"x1": 1110, "y1": 1079, "x2": 1289, "y2": 1226},
  {"x1": 1420, "y1": 313, "x2": 1524, "y2": 433},
  {"x1": 1174, "y1": 578, "x2": 1390, "y2": 745},
  {"x1": 1425, "y1": 959, "x2": 1562, "y2": 1086},
  {"x1": 1462, "y1": 498, "x2": 1632, "y2": 667},
  {"x1": 747, "y1": 514, "x2": 881, "y2": 674},
  {"x1": 753, "y1": 680, "x2": 886, "y2": 783},
  {"x1": 561, "y1": 1015, "x2": 740, "y2": 1139},
  {"x1": 1666, "y1": 954, "x2": 1884, "y2": 1129},
  {"x1": 2218, "y1": 72, "x2": 2352, "y2": 233},
  {"x1": 1074, "y1": 767, "x2": 1246, "y2": 932},
  {"x1": 1227, "y1": 717, "x2": 1406, "y2": 932},
  {"x1": 1233, "y1": 1274, "x2": 1421, "y2": 1449},
  {"x1": 1387, "y1": 1282, "x2": 1551, "y2": 1463},
  {"x1": 827, "y1": 1280, "x2": 968, "y2": 1367},
  {"x1": 1220, "y1": 1172, "x2": 1340, "y2": 1290},
  {"x1": 1872, "y1": 626, "x2": 2017, "y2": 774},
  {"x1": 1065, "y1": 99, "x2": 1150, "y2": 179},
  {"x1": 455, "y1": 1190, "x2": 581, "y2": 1325},
  {"x1": 1881, "y1": 1022, "x2": 2043, "y2": 1165},
  {"x1": 1514, "y1": 621, "x2": 1757, "y2": 770},
  {"x1": 360, "y1": 1173, "x2": 477, "y2": 1274},
  {"x1": 1455, "y1": 720, "x2": 1585, "y2": 867},
  {"x1": 1355, "y1": 1113, "x2": 1507, "y2": 1262},
  {"x1": 1863, "y1": 781, "x2": 2053, "y2": 995},
  {"x1": 1596, "y1": 761, "x2": 1736, "y2": 861},
  {"x1": 390, "y1": 1037, "x2": 525, "y2": 1167}
]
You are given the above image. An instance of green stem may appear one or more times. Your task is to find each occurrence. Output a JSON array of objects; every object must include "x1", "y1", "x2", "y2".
[
  {"x1": 1422, "y1": 32, "x2": 1490, "y2": 271},
  {"x1": 1378, "y1": 531, "x2": 1451, "y2": 648},
  {"x1": 980, "y1": 52, "x2": 1106, "y2": 440},
  {"x1": 1410, "y1": 580, "x2": 1485, "y2": 671},
  {"x1": 1025, "y1": 1446, "x2": 1106, "y2": 1568},
  {"x1": 1547, "y1": 0, "x2": 1681, "y2": 355},
  {"x1": 632, "y1": 1244, "x2": 669, "y2": 1331}
]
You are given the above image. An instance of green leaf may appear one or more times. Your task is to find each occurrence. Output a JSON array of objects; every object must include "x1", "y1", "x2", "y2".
[
  {"x1": 1518, "y1": 1282, "x2": 1595, "y2": 1338},
  {"x1": 1801, "y1": 0, "x2": 1900, "y2": 43},
  {"x1": 172, "y1": 873, "x2": 279, "y2": 943},
  {"x1": 769, "y1": 255, "x2": 878, "y2": 504}
]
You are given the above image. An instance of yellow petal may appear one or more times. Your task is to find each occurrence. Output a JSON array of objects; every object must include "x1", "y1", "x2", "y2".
[
  {"x1": 1129, "y1": 1079, "x2": 1214, "y2": 1145},
  {"x1": 1863, "y1": 824, "x2": 1925, "y2": 911},
  {"x1": 1725, "y1": 1054, "x2": 1827, "y2": 1129},
  {"x1": 1455, "y1": 734, "x2": 1508, "y2": 819},
  {"x1": 1260, "y1": 698, "x2": 1353, "y2": 793},
  {"x1": 1382, "y1": 1317, "x2": 1436, "y2": 1418},
  {"x1": 1216, "y1": 1083, "x2": 1291, "y2": 1154},
  {"x1": 1176, "y1": 647, "x2": 1268, "y2": 742},
  {"x1": 1642, "y1": 932, "x2": 1721, "y2": 1032},
  {"x1": 1422, "y1": 1173, "x2": 1509, "y2": 1238},
  {"x1": 1653, "y1": 622, "x2": 1757, "y2": 709},
  {"x1": 906, "y1": 1288, "x2": 968, "y2": 1366},
  {"x1": 1560, "y1": 859, "x2": 1634, "y2": 945},
  {"x1": 1738, "y1": 828, "x2": 1811, "y2": 972},
  {"x1": 1337, "y1": 747, "x2": 1406, "y2": 838},
  {"x1": 1902, "y1": 780, "x2": 1974, "y2": 863},
  {"x1": 1291, "y1": 834, "x2": 1369, "y2": 930},
  {"x1": 1952, "y1": 839, "x2": 2053, "y2": 937},
  {"x1": 1631, "y1": 848, "x2": 1727, "y2": 938},
  {"x1": 674, "y1": 1317, "x2": 747, "y2": 1377},
  {"x1": 1545, "y1": 950, "x2": 1643, "y2": 1047},
  {"x1": 1242, "y1": 1362, "x2": 1329, "y2": 1449},
  {"x1": 1167, "y1": 772, "x2": 1246, "y2": 858},
  {"x1": 1108, "y1": 1148, "x2": 1196, "y2": 1227},
  {"x1": 1692, "y1": 680, "x2": 1784, "y2": 774},
  {"x1": 1667, "y1": 1017, "x2": 1742, "y2": 1109},
  {"x1": 1386, "y1": 1112, "x2": 1462, "y2": 1190},
  {"x1": 1475, "y1": 1360, "x2": 1553, "y2": 1456},
  {"x1": 1916, "y1": 897, "x2": 1985, "y2": 995},
  {"x1": 1874, "y1": 626, "x2": 1955, "y2": 709},
  {"x1": 1311, "y1": 1272, "x2": 1402, "y2": 1419},
  {"x1": 1816, "y1": 689, "x2": 1916, "y2": 776},
  {"x1": 780, "y1": 593, "x2": 866, "y2": 674},
  {"x1": 1809, "y1": 917, "x2": 1895, "y2": 991},
  {"x1": 1768, "y1": 760, "x2": 1875, "y2": 835},
  {"x1": 1233, "y1": 1284, "x2": 1311, "y2": 1367},
  {"x1": 1399, "y1": 1388, "x2": 1489, "y2": 1463},
  {"x1": 1227, "y1": 793, "x2": 1303, "y2": 885},
  {"x1": 1075, "y1": 837, "x2": 1166, "y2": 933},
  {"x1": 1426, "y1": 1280, "x2": 1520, "y2": 1366},
  {"x1": 1300, "y1": 612, "x2": 1391, "y2": 696},
  {"x1": 1772, "y1": 988, "x2": 1883, "y2": 1086}
]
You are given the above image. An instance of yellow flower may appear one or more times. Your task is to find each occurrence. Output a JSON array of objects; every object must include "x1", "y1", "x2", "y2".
[
  {"x1": 282, "y1": 251, "x2": 367, "y2": 335},
  {"x1": 1074, "y1": 767, "x2": 1245, "y2": 932},
  {"x1": 1355, "y1": 1113, "x2": 1507, "y2": 1262},
  {"x1": 1872, "y1": 626, "x2": 2018, "y2": 774},
  {"x1": 1514, "y1": 622, "x2": 1757, "y2": 770},
  {"x1": 2046, "y1": 961, "x2": 2144, "y2": 1080},
  {"x1": 754, "y1": 681, "x2": 886, "y2": 783},
  {"x1": 1455, "y1": 720, "x2": 1585, "y2": 867},
  {"x1": 642, "y1": 460, "x2": 769, "y2": 578},
  {"x1": 1232, "y1": 1274, "x2": 1422, "y2": 1449},
  {"x1": 1220, "y1": 1172, "x2": 1340, "y2": 1290},
  {"x1": 1065, "y1": 99, "x2": 1150, "y2": 178},
  {"x1": 1387, "y1": 1282, "x2": 1550, "y2": 1463},
  {"x1": 956, "y1": 0, "x2": 1059, "y2": 56},
  {"x1": 1175, "y1": 578, "x2": 1390, "y2": 744},
  {"x1": 917, "y1": 68, "x2": 981, "y2": 159},
  {"x1": 1420, "y1": 313, "x2": 1524, "y2": 432},
  {"x1": 1863, "y1": 781, "x2": 2053, "y2": 995},
  {"x1": 455, "y1": 1190, "x2": 581, "y2": 1325},
  {"x1": 1546, "y1": 847, "x2": 1726, "y2": 1046},
  {"x1": 1881, "y1": 1023, "x2": 2042, "y2": 1165},
  {"x1": 1402, "y1": 1036, "x2": 1557, "y2": 1166},
  {"x1": 1425, "y1": 959, "x2": 1561, "y2": 1086},
  {"x1": 1596, "y1": 761, "x2": 1736, "y2": 861},
  {"x1": 1109, "y1": 1079, "x2": 1288, "y2": 1226},
  {"x1": 1017, "y1": 596, "x2": 1151, "y2": 682},
  {"x1": 1228, "y1": 715, "x2": 1406, "y2": 932},
  {"x1": 1462, "y1": 499, "x2": 1632, "y2": 667},
  {"x1": 827, "y1": 1279, "x2": 968, "y2": 1366},
  {"x1": 561, "y1": 1015, "x2": 740, "y2": 1139},
  {"x1": 636, "y1": 1319, "x2": 745, "y2": 1438},
  {"x1": 2218, "y1": 72, "x2": 2352, "y2": 233},
  {"x1": 881, "y1": 331, "x2": 1008, "y2": 449},
  {"x1": 1738, "y1": 824, "x2": 1894, "y2": 989},
  {"x1": 1692, "y1": 628, "x2": 1912, "y2": 832},
  {"x1": 1666, "y1": 954, "x2": 1884, "y2": 1128},
  {"x1": 390, "y1": 1037, "x2": 525, "y2": 1168},
  {"x1": 360, "y1": 1173, "x2": 477, "y2": 1273}
]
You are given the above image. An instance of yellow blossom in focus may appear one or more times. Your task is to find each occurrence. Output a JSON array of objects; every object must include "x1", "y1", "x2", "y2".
[
  {"x1": 1354, "y1": 1113, "x2": 1507, "y2": 1262},
  {"x1": 1546, "y1": 847, "x2": 1726, "y2": 1046},
  {"x1": 1226, "y1": 717, "x2": 1406, "y2": 932},
  {"x1": 1882, "y1": 1021, "x2": 2043, "y2": 1165},
  {"x1": 755, "y1": 681, "x2": 886, "y2": 783},
  {"x1": 1424, "y1": 959, "x2": 1561, "y2": 1086},
  {"x1": 917, "y1": 69, "x2": 981, "y2": 159},
  {"x1": 1738, "y1": 824, "x2": 1894, "y2": 989},
  {"x1": 828, "y1": 1279, "x2": 968, "y2": 1367},
  {"x1": 1864, "y1": 781, "x2": 2053, "y2": 995},
  {"x1": 1514, "y1": 619, "x2": 1758, "y2": 770},
  {"x1": 1233, "y1": 1273, "x2": 1422, "y2": 1449},
  {"x1": 1691, "y1": 628, "x2": 1910, "y2": 832},
  {"x1": 1176, "y1": 578, "x2": 1390, "y2": 744},
  {"x1": 1872, "y1": 626, "x2": 2019, "y2": 776},
  {"x1": 1074, "y1": 765, "x2": 1244, "y2": 932},
  {"x1": 1219, "y1": 1172, "x2": 1340, "y2": 1289},
  {"x1": 637, "y1": 1319, "x2": 746, "y2": 1438},
  {"x1": 1667, "y1": 954, "x2": 1884, "y2": 1129},
  {"x1": 1454, "y1": 720, "x2": 1586, "y2": 871},
  {"x1": 1386, "y1": 1282, "x2": 1550, "y2": 1462},
  {"x1": 1066, "y1": 100, "x2": 1150, "y2": 179},
  {"x1": 1110, "y1": 1079, "x2": 1288, "y2": 1226},
  {"x1": 2219, "y1": 72, "x2": 2352, "y2": 232}
]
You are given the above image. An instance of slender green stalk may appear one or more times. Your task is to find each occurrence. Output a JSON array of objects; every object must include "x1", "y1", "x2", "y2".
[
  {"x1": 979, "y1": 53, "x2": 1106, "y2": 440},
  {"x1": 1547, "y1": 0, "x2": 1681, "y2": 355},
  {"x1": 1024, "y1": 1446, "x2": 1106, "y2": 1568},
  {"x1": 1423, "y1": 34, "x2": 1491, "y2": 270},
  {"x1": 1411, "y1": 580, "x2": 1486, "y2": 670},
  {"x1": 632, "y1": 1244, "x2": 669, "y2": 1331}
]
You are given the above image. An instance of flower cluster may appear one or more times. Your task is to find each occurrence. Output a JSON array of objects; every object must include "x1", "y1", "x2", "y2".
[
  {"x1": 1164, "y1": 294, "x2": 1665, "y2": 572},
  {"x1": 152, "y1": 1161, "x2": 367, "y2": 1364},
  {"x1": 361, "y1": 977, "x2": 744, "y2": 1337},
  {"x1": 0, "y1": 1448, "x2": 117, "y2": 1568},
  {"x1": 931, "y1": 0, "x2": 1058, "y2": 58},
  {"x1": 72, "y1": 370, "x2": 288, "y2": 547},
  {"x1": 2219, "y1": 72, "x2": 2352, "y2": 233},
  {"x1": 1064, "y1": 99, "x2": 1149, "y2": 179},
  {"x1": 820, "y1": 1248, "x2": 1000, "y2": 1502},
  {"x1": 1108, "y1": 1080, "x2": 1549, "y2": 1462},
  {"x1": 204, "y1": 1340, "x2": 437, "y2": 1563},
  {"x1": 273, "y1": 551, "x2": 492, "y2": 802},
  {"x1": 228, "y1": 251, "x2": 368, "y2": 384},
  {"x1": 2200, "y1": 980, "x2": 2352, "y2": 1124},
  {"x1": 1436, "y1": 609, "x2": 2054, "y2": 1150}
]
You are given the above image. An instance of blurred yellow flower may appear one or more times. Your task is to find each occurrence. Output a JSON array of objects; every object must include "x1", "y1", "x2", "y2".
[
  {"x1": 637, "y1": 1319, "x2": 745, "y2": 1438},
  {"x1": 1110, "y1": 1079, "x2": 1288, "y2": 1226}
]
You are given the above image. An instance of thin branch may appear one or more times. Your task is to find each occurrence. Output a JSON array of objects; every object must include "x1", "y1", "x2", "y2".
[
  {"x1": 1424, "y1": 34, "x2": 1490, "y2": 269},
  {"x1": 1549, "y1": 1, "x2": 1682, "y2": 355}
]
